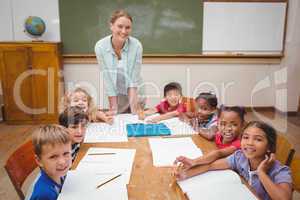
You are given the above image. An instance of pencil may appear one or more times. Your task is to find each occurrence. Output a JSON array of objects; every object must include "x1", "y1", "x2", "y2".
[
  {"x1": 96, "y1": 173, "x2": 122, "y2": 189},
  {"x1": 88, "y1": 153, "x2": 116, "y2": 156}
]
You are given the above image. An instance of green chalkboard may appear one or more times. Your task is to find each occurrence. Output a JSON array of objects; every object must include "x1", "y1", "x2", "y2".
[{"x1": 59, "y1": 0, "x2": 203, "y2": 55}]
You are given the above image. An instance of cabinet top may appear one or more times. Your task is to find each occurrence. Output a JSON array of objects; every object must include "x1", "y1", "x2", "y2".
[{"x1": 0, "y1": 41, "x2": 61, "y2": 44}]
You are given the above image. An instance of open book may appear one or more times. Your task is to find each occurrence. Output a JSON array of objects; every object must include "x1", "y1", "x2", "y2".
[{"x1": 177, "y1": 170, "x2": 257, "y2": 200}]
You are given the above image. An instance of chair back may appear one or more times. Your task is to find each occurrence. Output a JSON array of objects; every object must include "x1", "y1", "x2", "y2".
[
  {"x1": 4, "y1": 140, "x2": 37, "y2": 200},
  {"x1": 276, "y1": 134, "x2": 295, "y2": 166},
  {"x1": 290, "y1": 156, "x2": 300, "y2": 192}
]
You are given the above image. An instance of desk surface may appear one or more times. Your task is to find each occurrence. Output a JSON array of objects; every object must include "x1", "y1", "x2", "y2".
[{"x1": 73, "y1": 135, "x2": 216, "y2": 200}]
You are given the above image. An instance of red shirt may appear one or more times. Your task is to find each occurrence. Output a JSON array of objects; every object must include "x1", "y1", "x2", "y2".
[
  {"x1": 155, "y1": 100, "x2": 187, "y2": 114},
  {"x1": 215, "y1": 132, "x2": 241, "y2": 149}
]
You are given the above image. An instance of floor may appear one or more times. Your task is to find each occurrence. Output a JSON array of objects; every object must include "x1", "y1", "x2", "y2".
[{"x1": 0, "y1": 111, "x2": 299, "y2": 200}]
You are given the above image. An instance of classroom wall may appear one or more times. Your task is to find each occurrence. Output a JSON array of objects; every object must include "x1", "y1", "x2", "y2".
[
  {"x1": 1, "y1": 0, "x2": 300, "y2": 112},
  {"x1": 64, "y1": 63, "x2": 278, "y2": 109}
]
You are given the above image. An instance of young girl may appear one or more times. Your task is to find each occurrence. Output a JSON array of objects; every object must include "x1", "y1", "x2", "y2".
[
  {"x1": 175, "y1": 106, "x2": 245, "y2": 169},
  {"x1": 61, "y1": 87, "x2": 114, "y2": 124},
  {"x1": 175, "y1": 121, "x2": 292, "y2": 200},
  {"x1": 138, "y1": 82, "x2": 187, "y2": 123},
  {"x1": 179, "y1": 92, "x2": 218, "y2": 137}
]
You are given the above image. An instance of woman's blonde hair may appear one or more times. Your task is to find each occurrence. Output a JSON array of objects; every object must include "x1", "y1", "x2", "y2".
[
  {"x1": 110, "y1": 9, "x2": 132, "y2": 24},
  {"x1": 60, "y1": 87, "x2": 98, "y2": 121}
]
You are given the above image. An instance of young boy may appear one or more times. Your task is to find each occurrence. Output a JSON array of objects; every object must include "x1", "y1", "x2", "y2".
[
  {"x1": 59, "y1": 106, "x2": 89, "y2": 162},
  {"x1": 138, "y1": 82, "x2": 187, "y2": 123},
  {"x1": 26, "y1": 124, "x2": 72, "y2": 200}
]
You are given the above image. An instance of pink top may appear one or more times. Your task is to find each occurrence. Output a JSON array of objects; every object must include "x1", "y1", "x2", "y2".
[
  {"x1": 215, "y1": 132, "x2": 241, "y2": 149},
  {"x1": 155, "y1": 100, "x2": 187, "y2": 114}
]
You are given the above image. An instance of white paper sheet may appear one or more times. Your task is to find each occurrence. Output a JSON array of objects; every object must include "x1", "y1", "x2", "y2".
[
  {"x1": 148, "y1": 137, "x2": 203, "y2": 167},
  {"x1": 58, "y1": 170, "x2": 128, "y2": 200},
  {"x1": 76, "y1": 148, "x2": 136, "y2": 184},
  {"x1": 178, "y1": 170, "x2": 257, "y2": 200}
]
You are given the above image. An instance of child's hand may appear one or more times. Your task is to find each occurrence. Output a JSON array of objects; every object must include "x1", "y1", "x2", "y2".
[
  {"x1": 146, "y1": 117, "x2": 160, "y2": 124},
  {"x1": 178, "y1": 113, "x2": 190, "y2": 124},
  {"x1": 172, "y1": 162, "x2": 188, "y2": 181},
  {"x1": 138, "y1": 110, "x2": 145, "y2": 120},
  {"x1": 190, "y1": 118, "x2": 200, "y2": 131},
  {"x1": 105, "y1": 110, "x2": 116, "y2": 116},
  {"x1": 104, "y1": 115, "x2": 114, "y2": 125},
  {"x1": 257, "y1": 153, "x2": 275, "y2": 175},
  {"x1": 174, "y1": 156, "x2": 195, "y2": 170}
]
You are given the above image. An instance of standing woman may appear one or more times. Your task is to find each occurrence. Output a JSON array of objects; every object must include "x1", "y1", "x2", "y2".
[{"x1": 95, "y1": 10, "x2": 144, "y2": 114}]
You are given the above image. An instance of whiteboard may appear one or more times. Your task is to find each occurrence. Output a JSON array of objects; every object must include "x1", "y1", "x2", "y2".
[
  {"x1": 0, "y1": 0, "x2": 13, "y2": 41},
  {"x1": 203, "y1": 2, "x2": 286, "y2": 55}
]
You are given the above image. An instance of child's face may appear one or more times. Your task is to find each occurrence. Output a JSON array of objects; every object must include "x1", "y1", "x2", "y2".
[
  {"x1": 70, "y1": 91, "x2": 88, "y2": 112},
  {"x1": 68, "y1": 122, "x2": 87, "y2": 144},
  {"x1": 165, "y1": 89, "x2": 181, "y2": 107},
  {"x1": 196, "y1": 98, "x2": 214, "y2": 118},
  {"x1": 218, "y1": 111, "x2": 242, "y2": 144},
  {"x1": 36, "y1": 142, "x2": 72, "y2": 181},
  {"x1": 241, "y1": 126, "x2": 269, "y2": 160}
]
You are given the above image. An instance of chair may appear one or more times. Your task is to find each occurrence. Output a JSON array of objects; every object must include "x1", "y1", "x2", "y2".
[
  {"x1": 276, "y1": 134, "x2": 295, "y2": 166},
  {"x1": 4, "y1": 140, "x2": 37, "y2": 200},
  {"x1": 290, "y1": 155, "x2": 300, "y2": 192},
  {"x1": 182, "y1": 97, "x2": 196, "y2": 112}
]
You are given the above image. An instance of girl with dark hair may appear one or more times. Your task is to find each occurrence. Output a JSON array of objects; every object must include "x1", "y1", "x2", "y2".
[{"x1": 175, "y1": 121, "x2": 292, "y2": 200}]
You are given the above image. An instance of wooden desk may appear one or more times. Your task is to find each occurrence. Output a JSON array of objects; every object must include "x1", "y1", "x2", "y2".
[{"x1": 73, "y1": 135, "x2": 216, "y2": 200}]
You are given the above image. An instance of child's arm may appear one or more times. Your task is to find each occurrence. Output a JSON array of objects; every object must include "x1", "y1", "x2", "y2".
[
  {"x1": 138, "y1": 108, "x2": 158, "y2": 120},
  {"x1": 198, "y1": 126, "x2": 218, "y2": 141},
  {"x1": 257, "y1": 154, "x2": 292, "y2": 200},
  {"x1": 194, "y1": 146, "x2": 237, "y2": 166},
  {"x1": 175, "y1": 146, "x2": 237, "y2": 170},
  {"x1": 175, "y1": 158, "x2": 230, "y2": 180},
  {"x1": 147, "y1": 110, "x2": 179, "y2": 123}
]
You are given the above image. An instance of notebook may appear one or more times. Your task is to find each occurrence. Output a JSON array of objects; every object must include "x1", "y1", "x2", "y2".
[{"x1": 126, "y1": 123, "x2": 171, "y2": 137}]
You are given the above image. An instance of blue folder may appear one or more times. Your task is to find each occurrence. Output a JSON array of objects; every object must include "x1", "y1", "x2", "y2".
[{"x1": 126, "y1": 123, "x2": 171, "y2": 137}]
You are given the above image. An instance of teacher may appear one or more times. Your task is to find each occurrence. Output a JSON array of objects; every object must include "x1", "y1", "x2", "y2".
[{"x1": 95, "y1": 10, "x2": 144, "y2": 114}]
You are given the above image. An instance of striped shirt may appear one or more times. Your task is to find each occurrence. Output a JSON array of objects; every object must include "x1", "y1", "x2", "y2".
[{"x1": 71, "y1": 143, "x2": 80, "y2": 162}]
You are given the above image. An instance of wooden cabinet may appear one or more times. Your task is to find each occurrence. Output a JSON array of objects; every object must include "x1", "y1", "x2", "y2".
[{"x1": 0, "y1": 42, "x2": 63, "y2": 124}]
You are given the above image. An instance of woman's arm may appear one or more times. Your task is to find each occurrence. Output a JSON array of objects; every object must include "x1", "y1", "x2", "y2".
[
  {"x1": 95, "y1": 45, "x2": 118, "y2": 110},
  {"x1": 128, "y1": 87, "x2": 138, "y2": 114},
  {"x1": 108, "y1": 96, "x2": 118, "y2": 113},
  {"x1": 128, "y1": 40, "x2": 143, "y2": 114}
]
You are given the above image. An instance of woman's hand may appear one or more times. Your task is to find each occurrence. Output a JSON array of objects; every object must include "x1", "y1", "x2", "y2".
[{"x1": 257, "y1": 153, "x2": 275, "y2": 175}]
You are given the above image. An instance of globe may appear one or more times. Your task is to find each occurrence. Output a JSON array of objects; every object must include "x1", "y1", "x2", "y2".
[{"x1": 24, "y1": 16, "x2": 46, "y2": 37}]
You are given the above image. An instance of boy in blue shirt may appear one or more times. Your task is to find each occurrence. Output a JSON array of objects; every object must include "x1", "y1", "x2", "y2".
[{"x1": 26, "y1": 124, "x2": 72, "y2": 200}]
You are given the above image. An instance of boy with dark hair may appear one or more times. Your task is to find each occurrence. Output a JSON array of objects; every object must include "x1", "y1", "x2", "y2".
[
  {"x1": 59, "y1": 106, "x2": 89, "y2": 162},
  {"x1": 138, "y1": 82, "x2": 187, "y2": 123}
]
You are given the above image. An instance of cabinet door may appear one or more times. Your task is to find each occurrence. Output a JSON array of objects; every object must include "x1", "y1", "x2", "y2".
[
  {"x1": 0, "y1": 47, "x2": 33, "y2": 121},
  {"x1": 31, "y1": 44, "x2": 60, "y2": 121}
]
